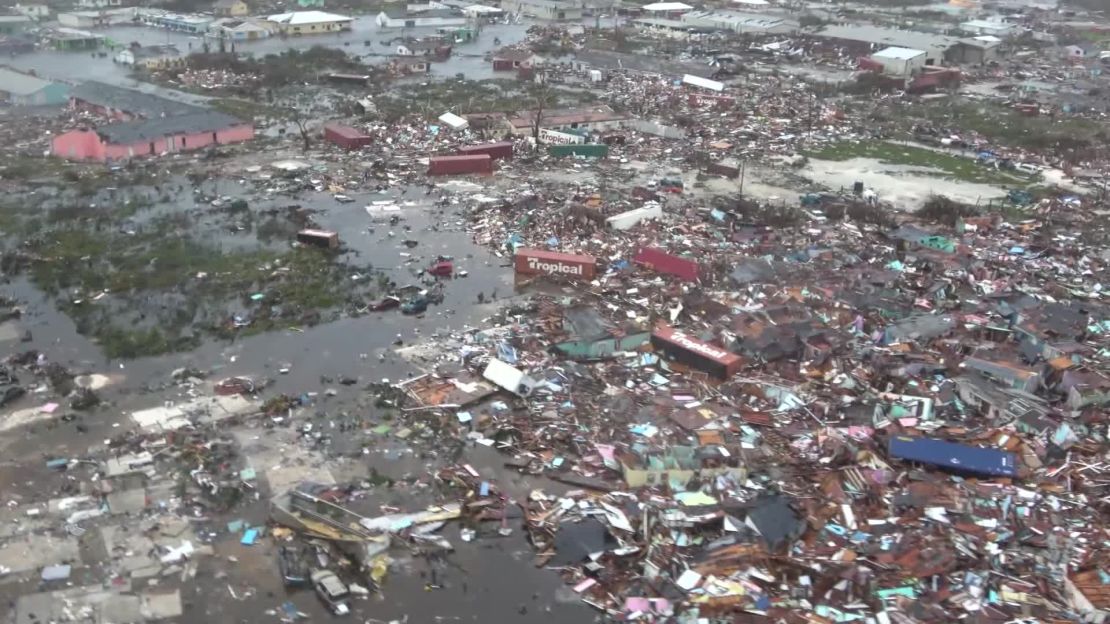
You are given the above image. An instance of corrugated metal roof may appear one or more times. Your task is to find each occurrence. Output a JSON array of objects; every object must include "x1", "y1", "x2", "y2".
[
  {"x1": 71, "y1": 81, "x2": 199, "y2": 117},
  {"x1": 97, "y1": 110, "x2": 244, "y2": 144},
  {"x1": 0, "y1": 67, "x2": 54, "y2": 96},
  {"x1": 816, "y1": 24, "x2": 957, "y2": 52},
  {"x1": 682, "y1": 9, "x2": 791, "y2": 30},
  {"x1": 873, "y1": 46, "x2": 926, "y2": 60}
]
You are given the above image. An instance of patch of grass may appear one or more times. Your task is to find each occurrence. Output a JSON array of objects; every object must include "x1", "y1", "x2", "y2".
[
  {"x1": 0, "y1": 201, "x2": 36, "y2": 236},
  {"x1": 210, "y1": 98, "x2": 281, "y2": 120},
  {"x1": 96, "y1": 327, "x2": 185, "y2": 359},
  {"x1": 802, "y1": 141, "x2": 1034, "y2": 186},
  {"x1": 0, "y1": 154, "x2": 75, "y2": 182},
  {"x1": 909, "y1": 101, "x2": 1110, "y2": 158}
]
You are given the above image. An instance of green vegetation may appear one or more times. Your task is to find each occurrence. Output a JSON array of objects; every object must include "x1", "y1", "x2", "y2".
[
  {"x1": 909, "y1": 101, "x2": 1110, "y2": 158},
  {"x1": 0, "y1": 154, "x2": 84, "y2": 183},
  {"x1": 798, "y1": 14, "x2": 828, "y2": 29},
  {"x1": 0, "y1": 201, "x2": 36, "y2": 238},
  {"x1": 803, "y1": 141, "x2": 1035, "y2": 186},
  {"x1": 25, "y1": 225, "x2": 376, "y2": 359},
  {"x1": 210, "y1": 98, "x2": 282, "y2": 121},
  {"x1": 96, "y1": 327, "x2": 178, "y2": 360}
]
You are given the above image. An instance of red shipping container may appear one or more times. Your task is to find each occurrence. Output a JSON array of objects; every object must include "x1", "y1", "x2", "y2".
[
  {"x1": 707, "y1": 161, "x2": 740, "y2": 179},
  {"x1": 427, "y1": 154, "x2": 493, "y2": 176},
  {"x1": 633, "y1": 247, "x2": 699, "y2": 282},
  {"x1": 457, "y1": 141, "x2": 514, "y2": 161},
  {"x1": 492, "y1": 59, "x2": 514, "y2": 71},
  {"x1": 631, "y1": 186, "x2": 659, "y2": 202},
  {"x1": 323, "y1": 123, "x2": 372, "y2": 150},
  {"x1": 688, "y1": 93, "x2": 735, "y2": 110},
  {"x1": 514, "y1": 248, "x2": 597, "y2": 280},
  {"x1": 652, "y1": 324, "x2": 742, "y2": 379}
]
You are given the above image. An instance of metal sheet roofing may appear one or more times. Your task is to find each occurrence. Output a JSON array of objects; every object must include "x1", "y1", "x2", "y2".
[
  {"x1": 71, "y1": 81, "x2": 200, "y2": 118},
  {"x1": 0, "y1": 67, "x2": 54, "y2": 96},
  {"x1": 873, "y1": 46, "x2": 927, "y2": 60},
  {"x1": 97, "y1": 110, "x2": 245, "y2": 144},
  {"x1": 816, "y1": 24, "x2": 958, "y2": 52}
]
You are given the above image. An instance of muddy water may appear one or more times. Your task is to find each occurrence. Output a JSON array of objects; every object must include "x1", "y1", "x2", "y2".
[
  {"x1": 0, "y1": 16, "x2": 606, "y2": 619},
  {"x1": 0, "y1": 183, "x2": 596, "y2": 624},
  {"x1": 184, "y1": 442, "x2": 594, "y2": 624},
  {"x1": 8, "y1": 17, "x2": 532, "y2": 90},
  {"x1": 2, "y1": 182, "x2": 515, "y2": 395}
]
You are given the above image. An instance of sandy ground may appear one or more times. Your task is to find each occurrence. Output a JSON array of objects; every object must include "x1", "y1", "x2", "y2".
[{"x1": 799, "y1": 157, "x2": 1011, "y2": 210}]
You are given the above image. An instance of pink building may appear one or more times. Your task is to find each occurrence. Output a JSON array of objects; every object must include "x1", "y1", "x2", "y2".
[
  {"x1": 54, "y1": 81, "x2": 255, "y2": 162},
  {"x1": 53, "y1": 111, "x2": 254, "y2": 162}
]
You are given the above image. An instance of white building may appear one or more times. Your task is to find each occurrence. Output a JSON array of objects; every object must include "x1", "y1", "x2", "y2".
[
  {"x1": 641, "y1": 2, "x2": 693, "y2": 15},
  {"x1": 77, "y1": 0, "x2": 122, "y2": 7},
  {"x1": 375, "y1": 8, "x2": 467, "y2": 28},
  {"x1": 681, "y1": 10, "x2": 797, "y2": 34},
  {"x1": 460, "y1": 4, "x2": 502, "y2": 17},
  {"x1": 500, "y1": 0, "x2": 583, "y2": 21},
  {"x1": 634, "y1": 18, "x2": 703, "y2": 39},
  {"x1": 814, "y1": 24, "x2": 958, "y2": 65},
  {"x1": 1062, "y1": 43, "x2": 1098, "y2": 59},
  {"x1": 871, "y1": 46, "x2": 927, "y2": 77},
  {"x1": 14, "y1": 4, "x2": 50, "y2": 20},
  {"x1": 58, "y1": 7, "x2": 136, "y2": 28},
  {"x1": 206, "y1": 17, "x2": 274, "y2": 41},
  {"x1": 115, "y1": 44, "x2": 184, "y2": 69},
  {"x1": 960, "y1": 19, "x2": 1014, "y2": 37},
  {"x1": 266, "y1": 11, "x2": 353, "y2": 34}
]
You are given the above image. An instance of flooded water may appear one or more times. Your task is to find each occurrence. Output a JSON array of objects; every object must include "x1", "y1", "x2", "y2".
[
  {"x1": 1, "y1": 182, "x2": 514, "y2": 397},
  {"x1": 9, "y1": 17, "x2": 533, "y2": 90},
  {"x1": 0, "y1": 173, "x2": 586, "y2": 624}
]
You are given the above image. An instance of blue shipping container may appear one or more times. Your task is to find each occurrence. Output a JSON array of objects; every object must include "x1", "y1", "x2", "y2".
[{"x1": 888, "y1": 436, "x2": 1017, "y2": 478}]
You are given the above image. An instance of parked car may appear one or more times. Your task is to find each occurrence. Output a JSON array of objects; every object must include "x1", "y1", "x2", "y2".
[
  {"x1": 311, "y1": 570, "x2": 350, "y2": 615},
  {"x1": 401, "y1": 295, "x2": 428, "y2": 315},
  {"x1": 427, "y1": 260, "x2": 454, "y2": 277},
  {"x1": 278, "y1": 545, "x2": 310, "y2": 587}
]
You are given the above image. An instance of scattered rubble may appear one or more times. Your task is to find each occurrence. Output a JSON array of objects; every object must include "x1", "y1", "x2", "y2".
[{"x1": 2, "y1": 3, "x2": 1110, "y2": 624}]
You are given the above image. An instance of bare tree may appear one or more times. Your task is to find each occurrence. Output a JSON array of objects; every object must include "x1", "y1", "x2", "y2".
[
  {"x1": 282, "y1": 93, "x2": 314, "y2": 152},
  {"x1": 527, "y1": 69, "x2": 556, "y2": 152}
]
